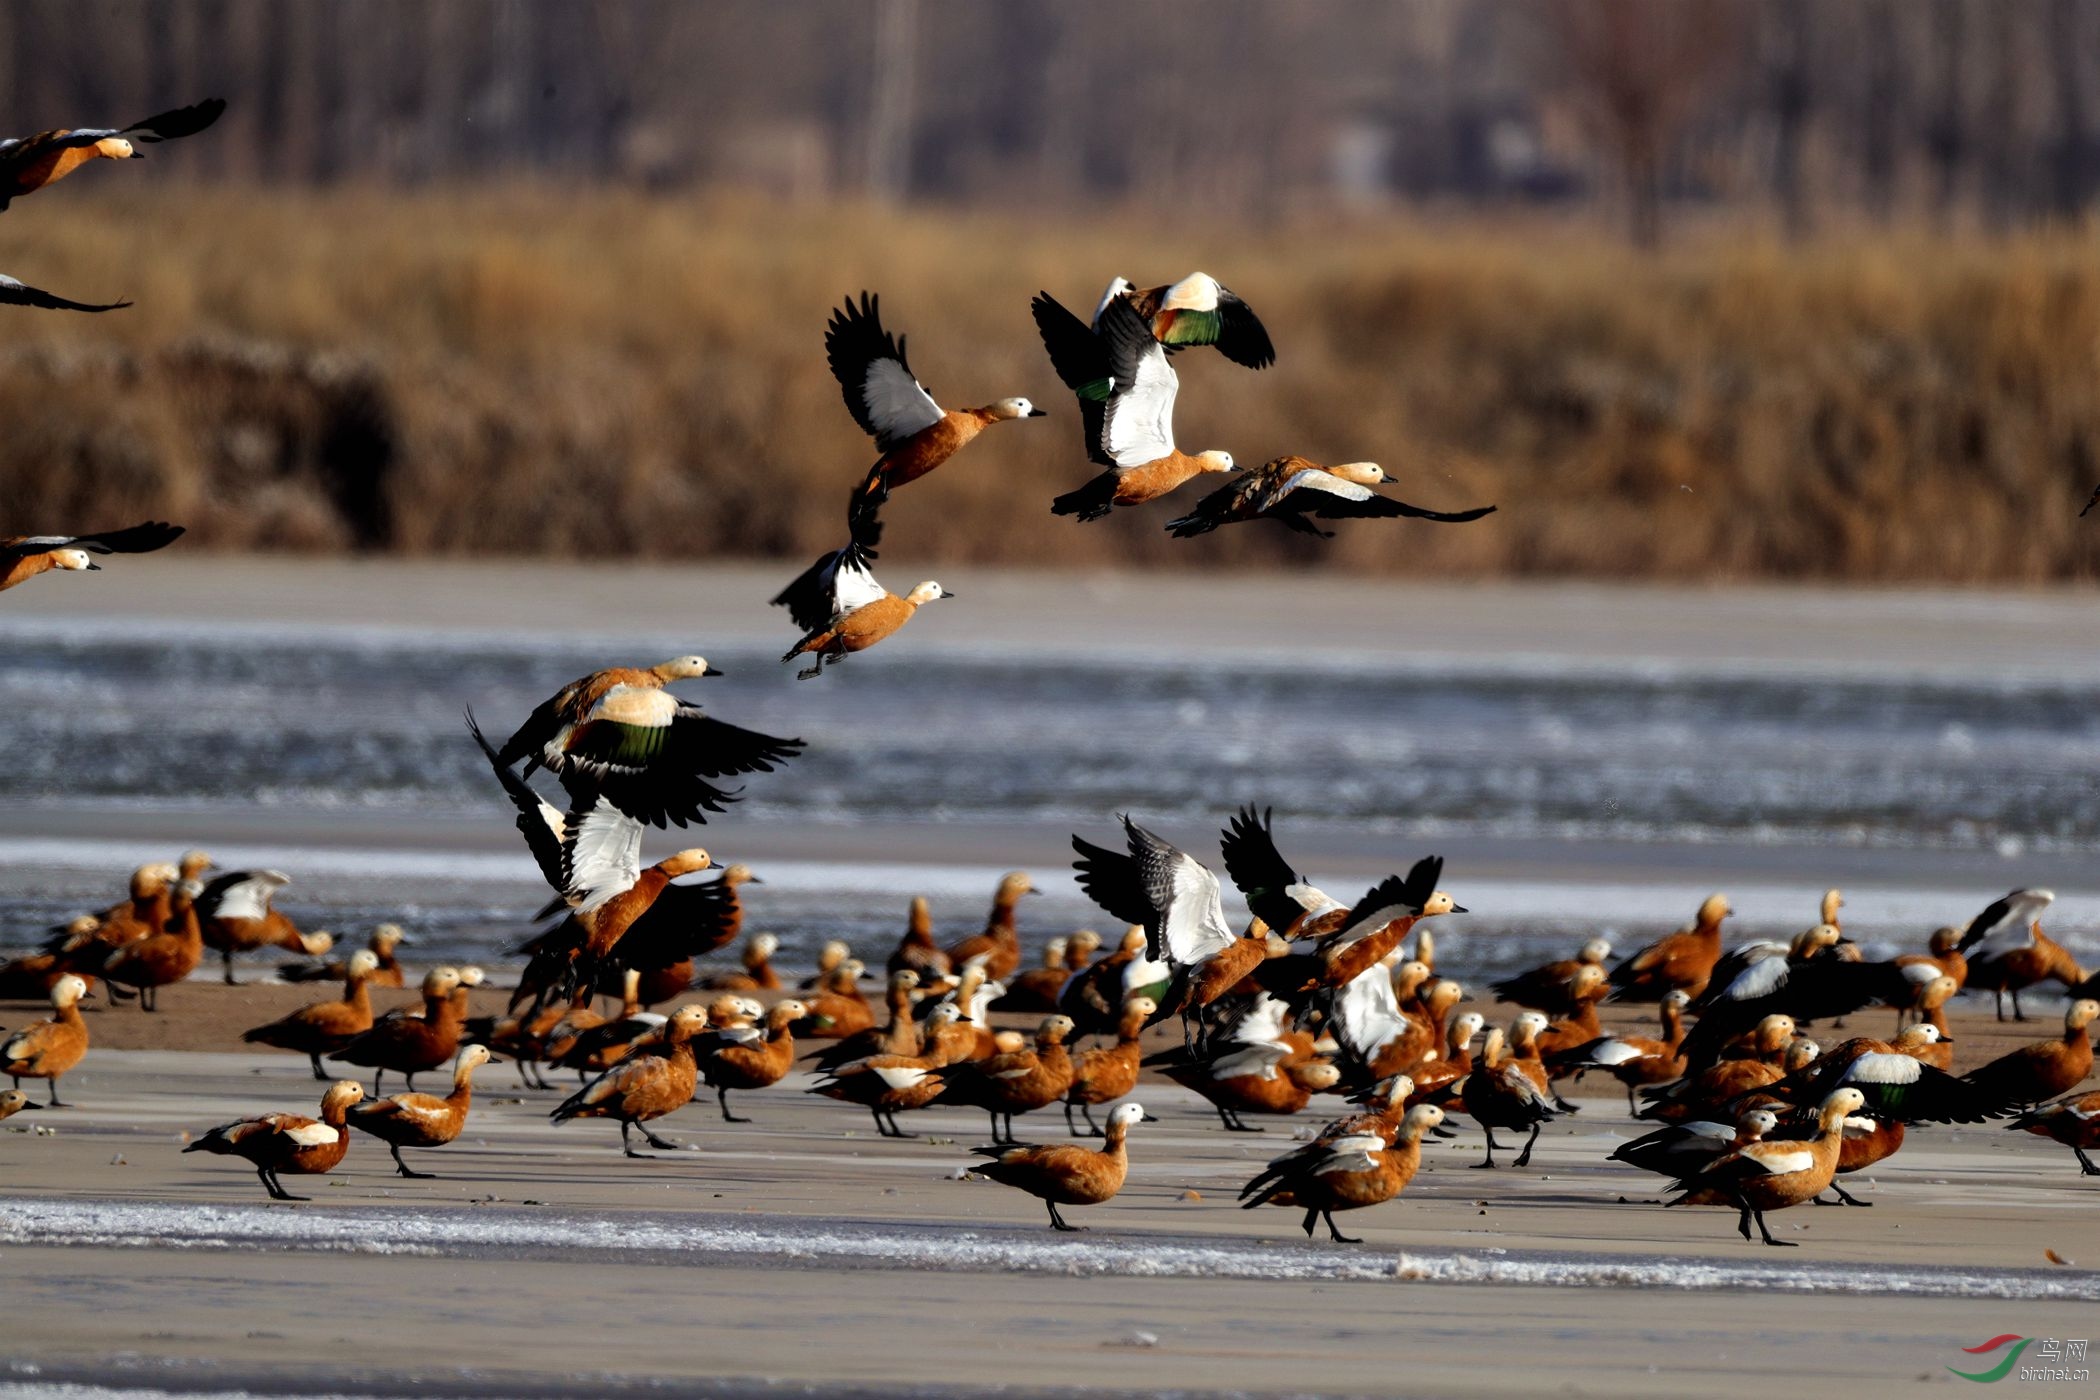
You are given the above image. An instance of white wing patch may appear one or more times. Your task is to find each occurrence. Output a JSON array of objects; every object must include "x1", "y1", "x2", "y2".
[
  {"x1": 861, "y1": 360, "x2": 943, "y2": 446},
  {"x1": 870, "y1": 1064, "x2": 929, "y2": 1091},
  {"x1": 2, "y1": 1034, "x2": 29, "y2": 1062},
  {"x1": 565, "y1": 802, "x2": 643, "y2": 912},
  {"x1": 1263, "y1": 469, "x2": 1368, "y2": 512},
  {"x1": 1739, "y1": 1146, "x2": 1815, "y2": 1177},
  {"x1": 1159, "y1": 849, "x2": 1236, "y2": 967},
  {"x1": 211, "y1": 872, "x2": 290, "y2": 923},
  {"x1": 1723, "y1": 952, "x2": 1791, "y2": 1002},
  {"x1": 283, "y1": 1122, "x2": 340, "y2": 1148},
  {"x1": 1901, "y1": 961, "x2": 1943, "y2": 985},
  {"x1": 1585, "y1": 1040, "x2": 1646, "y2": 1067},
  {"x1": 1331, "y1": 962, "x2": 1408, "y2": 1062},
  {"x1": 828, "y1": 552, "x2": 888, "y2": 620},
  {"x1": 1842, "y1": 1053, "x2": 1922, "y2": 1085},
  {"x1": 1209, "y1": 1042, "x2": 1289, "y2": 1082},
  {"x1": 1158, "y1": 271, "x2": 1222, "y2": 313},
  {"x1": 1102, "y1": 338, "x2": 1178, "y2": 467}
]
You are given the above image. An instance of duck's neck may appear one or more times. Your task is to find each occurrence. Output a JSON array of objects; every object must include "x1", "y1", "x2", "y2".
[{"x1": 344, "y1": 976, "x2": 371, "y2": 1019}]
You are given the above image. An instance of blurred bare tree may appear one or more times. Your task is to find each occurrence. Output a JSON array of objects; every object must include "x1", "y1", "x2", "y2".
[{"x1": 0, "y1": 0, "x2": 2091, "y2": 242}]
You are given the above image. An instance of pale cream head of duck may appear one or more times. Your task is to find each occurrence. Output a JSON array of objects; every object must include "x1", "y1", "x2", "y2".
[
  {"x1": 1292, "y1": 1061, "x2": 1343, "y2": 1091},
  {"x1": 373, "y1": 923, "x2": 409, "y2": 953},
  {"x1": 1194, "y1": 449, "x2": 1235, "y2": 475},
  {"x1": 300, "y1": 930, "x2": 336, "y2": 957},
  {"x1": 1449, "y1": 1011, "x2": 1486, "y2": 1048},
  {"x1": 45, "y1": 548, "x2": 99, "y2": 575},
  {"x1": 1420, "y1": 889, "x2": 1466, "y2": 916},
  {"x1": 905, "y1": 581, "x2": 953, "y2": 606},
  {"x1": 816, "y1": 940, "x2": 850, "y2": 973},
  {"x1": 129, "y1": 862, "x2": 179, "y2": 897},
  {"x1": 1580, "y1": 937, "x2": 1613, "y2": 964},
  {"x1": 51, "y1": 973, "x2": 88, "y2": 1009},
  {"x1": 983, "y1": 396, "x2": 1047, "y2": 421},
  {"x1": 452, "y1": 1043, "x2": 492, "y2": 1077},
  {"x1": 1324, "y1": 462, "x2": 1395, "y2": 487},
  {"x1": 650, "y1": 655, "x2": 721, "y2": 681},
  {"x1": 1570, "y1": 964, "x2": 1608, "y2": 997},
  {"x1": 662, "y1": 849, "x2": 714, "y2": 878},
  {"x1": 1820, "y1": 888, "x2": 1844, "y2": 923},
  {"x1": 744, "y1": 933, "x2": 779, "y2": 965},
  {"x1": 422, "y1": 968, "x2": 463, "y2": 998},
  {"x1": 456, "y1": 965, "x2": 485, "y2": 988},
  {"x1": 1068, "y1": 929, "x2": 1103, "y2": 959},
  {"x1": 347, "y1": 949, "x2": 382, "y2": 979},
  {"x1": 1106, "y1": 1100, "x2": 1147, "y2": 1132},
  {"x1": 1784, "y1": 1038, "x2": 1821, "y2": 1072},
  {"x1": 1698, "y1": 893, "x2": 1732, "y2": 924},
  {"x1": 1400, "y1": 1102, "x2": 1446, "y2": 1139}
]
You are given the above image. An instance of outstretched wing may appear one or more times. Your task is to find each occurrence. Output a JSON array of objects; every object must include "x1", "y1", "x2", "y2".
[
  {"x1": 1149, "y1": 273, "x2": 1276, "y2": 370},
  {"x1": 1217, "y1": 805, "x2": 1304, "y2": 934},
  {"x1": 1069, "y1": 834, "x2": 1156, "y2": 930},
  {"x1": 1957, "y1": 888, "x2": 2054, "y2": 956},
  {"x1": 1030, "y1": 291, "x2": 1114, "y2": 467},
  {"x1": 3, "y1": 522, "x2": 183, "y2": 560},
  {"x1": 771, "y1": 491, "x2": 888, "y2": 633},
  {"x1": 1317, "y1": 857, "x2": 1443, "y2": 951},
  {"x1": 120, "y1": 98, "x2": 227, "y2": 146},
  {"x1": 825, "y1": 292, "x2": 943, "y2": 451},
  {"x1": 1121, "y1": 817, "x2": 1236, "y2": 967},
  {"x1": 0, "y1": 274, "x2": 129, "y2": 313},
  {"x1": 615, "y1": 869, "x2": 744, "y2": 970},
  {"x1": 1096, "y1": 296, "x2": 1179, "y2": 467},
  {"x1": 1305, "y1": 490, "x2": 1498, "y2": 526},
  {"x1": 469, "y1": 709, "x2": 582, "y2": 899}
]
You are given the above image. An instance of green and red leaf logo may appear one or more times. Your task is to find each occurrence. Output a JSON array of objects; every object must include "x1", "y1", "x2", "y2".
[{"x1": 1949, "y1": 1335, "x2": 2030, "y2": 1383}]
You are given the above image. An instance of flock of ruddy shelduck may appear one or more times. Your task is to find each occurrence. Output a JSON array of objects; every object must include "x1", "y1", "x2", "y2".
[{"x1": 0, "y1": 96, "x2": 2093, "y2": 1247}]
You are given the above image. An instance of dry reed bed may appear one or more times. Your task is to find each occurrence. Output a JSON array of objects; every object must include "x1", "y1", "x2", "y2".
[{"x1": 1, "y1": 188, "x2": 2097, "y2": 581}]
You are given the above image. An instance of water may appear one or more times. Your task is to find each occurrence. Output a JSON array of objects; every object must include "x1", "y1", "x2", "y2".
[{"x1": 3, "y1": 624, "x2": 2097, "y2": 979}]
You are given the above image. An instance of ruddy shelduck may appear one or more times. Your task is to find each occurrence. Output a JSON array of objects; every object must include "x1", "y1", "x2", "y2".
[
  {"x1": 1092, "y1": 272, "x2": 1275, "y2": 368},
  {"x1": 0, "y1": 522, "x2": 183, "y2": 594},
  {"x1": 1166, "y1": 455, "x2": 1494, "y2": 538},
  {"x1": 822, "y1": 290, "x2": 1044, "y2": 507},
  {"x1": 242, "y1": 950, "x2": 382, "y2": 1079},
  {"x1": 1668, "y1": 1088, "x2": 1867, "y2": 1247},
  {"x1": 774, "y1": 519, "x2": 954, "y2": 680},
  {"x1": 194, "y1": 869, "x2": 332, "y2": 985},
  {"x1": 346, "y1": 1045, "x2": 491, "y2": 1178},
  {"x1": 966, "y1": 1100, "x2": 1147, "y2": 1231},
  {"x1": 2007, "y1": 1090, "x2": 2100, "y2": 1175},
  {"x1": 185, "y1": 1080, "x2": 364, "y2": 1201},
  {"x1": 552, "y1": 1004, "x2": 711, "y2": 1156},
  {"x1": 1611, "y1": 893, "x2": 1732, "y2": 1001},
  {"x1": 945, "y1": 871, "x2": 1040, "y2": 982},
  {"x1": 1239, "y1": 1103, "x2": 1446, "y2": 1243},
  {"x1": 1064, "y1": 996, "x2": 1156, "y2": 1137},
  {"x1": 471, "y1": 713, "x2": 714, "y2": 989},
  {"x1": 694, "y1": 999, "x2": 808, "y2": 1122},
  {"x1": 1958, "y1": 889, "x2": 2086, "y2": 1022},
  {"x1": 1034, "y1": 292, "x2": 1236, "y2": 521},
  {"x1": 938, "y1": 1013, "x2": 1077, "y2": 1144},
  {"x1": 1963, "y1": 999, "x2": 2098, "y2": 1108},
  {"x1": 0, "y1": 98, "x2": 223, "y2": 209},
  {"x1": 328, "y1": 967, "x2": 466, "y2": 1096},
  {"x1": 808, "y1": 1003, "x2": 961, "y2": 1137},
  {"x1": 495, "y1": 658, "x2": 802, "y2": 830},
  {"x1": 2, "y1": 975, "x2": 89, "y2": 1105}
]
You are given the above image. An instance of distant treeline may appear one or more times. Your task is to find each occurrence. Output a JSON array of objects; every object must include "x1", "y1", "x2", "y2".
[
  {"x1": 1, "y1": 190, "x2": 2097, "y2": 583},
  {"x1": 8, "y1": 1, "x2": 2100, "y2": 241}
]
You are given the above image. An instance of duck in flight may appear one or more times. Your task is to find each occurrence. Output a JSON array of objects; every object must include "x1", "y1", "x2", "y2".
[
  {"x1": 1092, "y1": 272, "x2": 1275, "y2": 369},
  {"x1": 823, "y1": 290, "x2": 1043, "y2": 512},
  {"x1": 0, "y1": 522, "x2": 183, "y2": 594},
  {"x1": 772, "y1": 500, "x2": 952, "y2": 679},
  {"x1": 469, "y1": 713, "x2": 714, "y2": 994},
  {"x1": 494, "y1": 657, "x2": 803, "y2": 829},
  {"x1": 0, "y1": 98, "x2": 225, "y2": 210},
  {"x1": 1167, "y1": 456, "x2": 1495, "y2": 539},
  {"x1": 1033, "y1": 292, "x2": 1237, "y2": 521}
]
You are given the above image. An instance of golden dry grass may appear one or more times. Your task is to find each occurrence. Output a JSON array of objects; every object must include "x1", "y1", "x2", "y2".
[{"x1": 2, "y1": 186, "x2": 2098, "y2": 581}]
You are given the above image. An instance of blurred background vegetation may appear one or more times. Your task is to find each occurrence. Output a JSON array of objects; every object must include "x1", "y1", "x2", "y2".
[{"x1": 4, "y1": 0, "x2": 2100, "y2": 581}]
